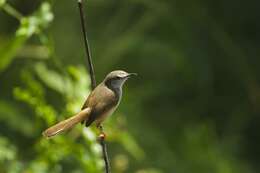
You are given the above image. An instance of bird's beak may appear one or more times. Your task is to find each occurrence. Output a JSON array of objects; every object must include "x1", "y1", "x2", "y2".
[{"x1": 126, "y1": 73, "x2": 137, "y2": 78}]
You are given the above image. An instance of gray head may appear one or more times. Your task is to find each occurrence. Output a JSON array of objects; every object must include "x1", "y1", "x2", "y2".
[{"x1": 104, "y1": 70, "x2": 137, "y2": 90}]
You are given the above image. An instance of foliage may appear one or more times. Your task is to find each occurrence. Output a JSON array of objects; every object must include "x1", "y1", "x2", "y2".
[
  {"x1": 0, "y1": 1, "x2": 145, "y2": 172},
  {"x1": 1, "y1": 0, "x2": 260, "y2": 173}
]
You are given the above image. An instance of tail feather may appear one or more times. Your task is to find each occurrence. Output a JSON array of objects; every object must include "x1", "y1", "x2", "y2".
[{"x1": 42, "y1": 108, "x2": 91, "y2": 138}]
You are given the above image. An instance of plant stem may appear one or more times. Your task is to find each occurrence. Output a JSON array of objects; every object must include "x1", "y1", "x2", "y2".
[
  {"x1": 77, "y1": 0, "x2": 96, "y2": 90},
  {"x1": 77, "y1": 1, "x2": 111, "y2": 173},
  {"x1": 2, "y1": 3, "x2": 23, "y2": 20}
]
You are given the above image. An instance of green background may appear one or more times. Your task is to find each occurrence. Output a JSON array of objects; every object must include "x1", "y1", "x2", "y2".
[{"x1": 0, "y1": 0, "x2": 259, "y2": 172}]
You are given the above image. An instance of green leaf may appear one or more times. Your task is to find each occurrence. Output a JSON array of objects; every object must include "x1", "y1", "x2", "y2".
[
  {"x1": 34, "y1": 63, "x2": 68, "y2": 94},
  {"x1": 119, "y1": 132, "x2": 145, "y2": 160},
  {"x1": 0, "y1": 137, "x2": 16, "y2": 161},
  {"x1": 0, "y1": 35, "x2": 27, "y2": 73},
  {"x1": 0, "y1": 100, "x2": 34, "y2": 136},
  {"x1": 16, "y1": 2, "x2": 53, "y2": 37},
  {"x1": 0, "y1": 0, "x2": 6, "y2": 7}
]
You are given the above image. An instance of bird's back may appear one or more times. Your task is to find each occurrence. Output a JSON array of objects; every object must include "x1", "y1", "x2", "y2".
[{"x1": 82, "y1": 83, "x2": 120, "y2": 126}]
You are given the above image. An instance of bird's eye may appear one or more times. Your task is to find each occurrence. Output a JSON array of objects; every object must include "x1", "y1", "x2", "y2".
[{"x1": 115, "y1": 76, "x2": 121, "y2": 80}]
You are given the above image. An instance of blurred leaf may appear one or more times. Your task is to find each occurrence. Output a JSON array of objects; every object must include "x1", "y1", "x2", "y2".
[
  {"x1": 0, "y1": 2, "x2": 53, "y2": 73},
  {"x1": 0, "y1": 100, "x2": 34, "y2": 136},
  {"x1": 26, "y1": 160, "x2": 48, "y2": 173},
  {"x1": 119, "y1": 132, "x2": 145, "y2": 160},
  {"x1": 66, "y1": 65, "x2": 90, "y2": 101},
  {"x1": 136, "y1": 168, "x2": 163, "y2": 173},
  {"x1": 0, "y1": 35, "x2": 26, "y2": 73},
  {"x1": 35, "y1": 62, "x2": 68, "y2": 94},
  {"x1": 13, "y1": 71, "x2": 57, "y2": 124},
  {"x1": 0, "y1": 0, "x2": 6, "y2": 7},
  {"x1": 0, "y1": 137, "x2": 16, "y2": 161},
  {"x1": 16, "y1": 2, "x2": 53, "y2": 37}
]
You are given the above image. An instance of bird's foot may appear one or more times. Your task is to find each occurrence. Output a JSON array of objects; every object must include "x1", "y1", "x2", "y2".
[{"x1": 99, "y1": 132, "x2": 106, "y2": 140}]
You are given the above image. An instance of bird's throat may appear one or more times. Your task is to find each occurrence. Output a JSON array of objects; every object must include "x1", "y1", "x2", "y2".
[{"x1": 104, "y1": 81, "x2": 122, "y2": 101}]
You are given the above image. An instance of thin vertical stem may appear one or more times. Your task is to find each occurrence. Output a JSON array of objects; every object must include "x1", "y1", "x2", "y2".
[
  {"x1": 101, "y1": 141, "x2": 110, "y2": 173},
  {"x1": 77, "y1": 0, "x2": 96, "y2": 89},
  {"x1": 77, "y1": 1, "x2": 111, "y2": 173},
  {"x1": 99, "y1": 126, "x2": 111, "y2": 173}
]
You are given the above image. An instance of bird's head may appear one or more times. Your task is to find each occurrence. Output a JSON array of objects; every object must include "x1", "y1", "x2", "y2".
[{"x1": 104, "y1": 70, "x2": 137, "y2": 89}]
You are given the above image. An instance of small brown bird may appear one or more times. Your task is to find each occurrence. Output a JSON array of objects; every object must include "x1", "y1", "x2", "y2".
[{"x1": 42, "y1": 70, "x2": 137, "y2": 138}]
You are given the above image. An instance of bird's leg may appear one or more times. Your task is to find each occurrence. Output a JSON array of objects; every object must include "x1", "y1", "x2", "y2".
[{"x1": 98, "y1": 124, "x2": 106, "y2": 140}]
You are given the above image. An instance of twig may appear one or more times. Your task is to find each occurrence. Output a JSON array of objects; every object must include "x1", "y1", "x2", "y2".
[
  {"x1": 1, "y1": 3, "x2": 23, "y2": 20},
  {"x1": 99, "y1": 126, "x2": 111, "y2": 173},
  {"x1": 77, "y1": 1, "x2": 111, "y2": 173},
  {"x1": 77, "y1": 0, "x2": 96, "y2": 90}
]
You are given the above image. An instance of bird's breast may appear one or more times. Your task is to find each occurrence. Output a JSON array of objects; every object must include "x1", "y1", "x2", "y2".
[{"x1": 95, "y1": 104, "x2": 118, "y2": 125}]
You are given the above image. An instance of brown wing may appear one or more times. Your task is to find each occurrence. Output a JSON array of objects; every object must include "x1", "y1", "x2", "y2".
[
  {"x1": 82, "y1": 84, "x2": 119, "y2": 126},
  {"x1": 82, "y1": 83, "x2": 118, "y2": 108},
  {"x1": 42, "y1": 108, "x2": 91, "y2": 138}
]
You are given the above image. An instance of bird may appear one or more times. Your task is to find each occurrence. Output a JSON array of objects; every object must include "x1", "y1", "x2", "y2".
[{"x1": 42, "y1": 70, "x2": 137, "y2": 138}]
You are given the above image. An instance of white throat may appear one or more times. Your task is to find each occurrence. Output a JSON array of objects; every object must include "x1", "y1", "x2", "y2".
[{"x1": 110, "y1": 78, "x2": 128, "y2": 89}]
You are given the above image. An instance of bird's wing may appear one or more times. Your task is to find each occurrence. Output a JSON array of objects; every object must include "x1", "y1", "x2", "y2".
[
  {"x1": 42, "y1": 107, "x2": 91, "y2": 138},
  {"x1": 85, "y1": 88, "x2": 119, "y2": 127}
]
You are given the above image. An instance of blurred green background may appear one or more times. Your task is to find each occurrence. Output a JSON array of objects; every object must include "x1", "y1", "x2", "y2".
[{"x1": 0, "y1": 0, "x2": 260, "y2": 173}]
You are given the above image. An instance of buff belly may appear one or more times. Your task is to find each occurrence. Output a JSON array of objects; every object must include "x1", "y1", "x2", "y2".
[{"x1": 95, "y1": 106, "x2": 117, "y2": 126}]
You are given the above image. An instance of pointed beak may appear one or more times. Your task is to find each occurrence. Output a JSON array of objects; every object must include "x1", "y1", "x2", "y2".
[{"x1": 126, "y1": 73, "x2": 137, "y2": 78}]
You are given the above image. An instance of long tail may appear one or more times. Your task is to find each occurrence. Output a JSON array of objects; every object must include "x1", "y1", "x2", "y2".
[{"x1": 42, "y1": 108, "x2": 91, "y2": 138}]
